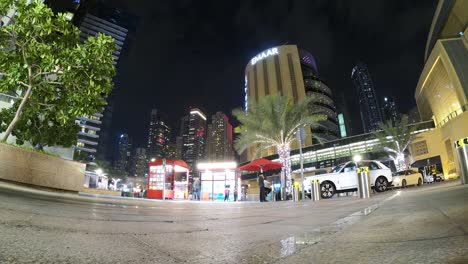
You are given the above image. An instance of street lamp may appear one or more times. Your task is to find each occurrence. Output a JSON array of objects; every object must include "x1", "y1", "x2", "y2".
[{"x1": 353, "y1": 154, "x2": 362, "y2": 163}]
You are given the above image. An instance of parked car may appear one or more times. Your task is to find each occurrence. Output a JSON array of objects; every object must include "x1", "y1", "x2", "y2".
[
  {"x1": 433, "y1": 172, "x2": 445, "y2": 182},
  {"x1": 423, "y1": 173, "x2": 434, "y2": 184},
  {"x1": 392, "y1": 169, "x2": 423, "y2": 188},
  {"x1": 304, "y1": 160, "x2": 393, "y2": 199}
]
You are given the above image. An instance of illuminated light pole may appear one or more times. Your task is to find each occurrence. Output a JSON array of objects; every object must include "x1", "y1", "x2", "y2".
[
  {"x1": 297, "y1": 128, "x2": 306, "y2": 201},
  {"x1": 353, "y1": 154, "x2": 362, "y2": 167}
]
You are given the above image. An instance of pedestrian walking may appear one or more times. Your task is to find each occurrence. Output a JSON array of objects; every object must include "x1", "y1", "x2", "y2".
[
  {"x1": 233, "y1": 188, "x2": 238, "y2": 202},
  {"x1": 224, "y1": 187, "x2": 230, "y2": 201},
  {"x1": 258, "y1": 173, "x2": 265, "y2": 202}
]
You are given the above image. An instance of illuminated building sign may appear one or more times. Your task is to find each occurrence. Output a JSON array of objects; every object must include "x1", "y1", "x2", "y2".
[{"x1": 251, "y1": 47, "x2": 279, "y2": 65}]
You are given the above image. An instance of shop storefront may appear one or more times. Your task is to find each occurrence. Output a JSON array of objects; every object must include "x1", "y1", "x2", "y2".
[
  {"x1": 147, "y1": 158, "x2": 190, "y2": 200},
  {"x1": 197, "y1": 162, "x2": 240, "y2": 201}
]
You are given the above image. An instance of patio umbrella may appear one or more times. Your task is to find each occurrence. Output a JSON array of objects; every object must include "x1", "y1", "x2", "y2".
[{"x1": 239, "y1": 158, "x2": 282, "y2": 173}]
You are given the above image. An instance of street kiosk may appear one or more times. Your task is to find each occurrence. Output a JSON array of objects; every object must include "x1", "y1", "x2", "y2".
[{"x1": 147, "y1": 158, "x2": 190, "y2": 199}]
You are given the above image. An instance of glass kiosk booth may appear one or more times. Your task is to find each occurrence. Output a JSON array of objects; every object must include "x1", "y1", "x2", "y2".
[
  {"x1": 148, "y1": 158, "x2": 190, "y2": 200},
  {"x1": 196, "y1": 162, "x2": 240, "y2": 201}
]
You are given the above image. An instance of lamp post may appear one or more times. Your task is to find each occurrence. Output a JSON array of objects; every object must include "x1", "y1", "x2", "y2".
[
  {"x1": 162, "y1": 158, "x2": 166, "y2": 201},
  {"x1": 297, "y1": 128, "x2": 306, "y2": 201},
  {"x1": 353, "y1": 154, "x2": 362, "y2": 167}
]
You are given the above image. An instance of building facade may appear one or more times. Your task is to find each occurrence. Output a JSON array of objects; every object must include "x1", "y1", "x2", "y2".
[
  {"x1": 74, "y1": 11, "x2": 129, "y2": 161},
  {"x1": 351, "y1": 62, "x2": 383, "y2": 133},
  {"x1": 412, "y1": 0, "x2": 468, "y2": 178},
  {"x1": 244, "y1": 45, "x2": 338, "y2": 160},
  {"x1": 382, "y1": 96, "x2": 400, "y2": 126},
  {"x1": 181, "y1": 108, "x2": 207, "y2": 170},
  {"x1": 205, "y1": 112, "x2": 234, "y2": 161},
  {"x1": 129, "y1": 147, "x2": 147, "y2": 178},
  {"x1": 115, "y1": 133, "x2": 132, "y2": 174},
  {"x1": 175, "y1": 136, "x2": 183, "y2": 160},
  {"x1": 146, "y1": 109, "x2": 171, "y2": 160},
  {"x1": 335, "y1": 92, "x2": 353, "y2": 138}
]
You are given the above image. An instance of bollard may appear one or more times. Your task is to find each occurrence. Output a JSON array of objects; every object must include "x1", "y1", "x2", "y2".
[
  {"x1": 311, "y1": 179, "x2": 321, "y2": 201},
  {"x1": 455, "y1": 137, "x2": 468, "y2": 184},
  {"x1": 293, "y1": 187, "x2": 299, "y2": 202},
  {"x1": 357, "y1": 167, "x2": 371, "y2": 199}
]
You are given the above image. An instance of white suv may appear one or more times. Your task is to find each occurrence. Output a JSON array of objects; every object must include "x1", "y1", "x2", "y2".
[{"x1": 304, "y1": 160, "x2": 393, "y2": 199}]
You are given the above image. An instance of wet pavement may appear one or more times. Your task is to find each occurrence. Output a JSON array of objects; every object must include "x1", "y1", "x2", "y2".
[{"x1": 0, "y1": 180, "x2": 467, "y2": 263}]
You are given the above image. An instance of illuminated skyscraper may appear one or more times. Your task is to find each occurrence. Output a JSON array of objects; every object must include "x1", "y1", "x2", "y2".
[
  {"x1": 205, "y1": 112, "x2": 234, "y2": 161},
  {"x1": 351, "y1": 62, "x2": 382, "y2": 133},
  {"x1": 181, "y1": 108, "x2": 207, "y2": 170},
  {"x1": 115, "y1": 133, "x2": 132, "y2": 173},
  {"x1": 146, "y1": 109, "x2": 171, "y2": 160},
  {"x1": 244, "y1": 45, "x2": 339, "y2": 160},
  {"x1": 74, "y1": 7, "x2": 130, "y2": 161},
  {"x1": 382, "y1": 96, "x2": 400, "y2": 126},
  {"x1": 129, "y1": 148, "x2": 147, "y2": 177}
]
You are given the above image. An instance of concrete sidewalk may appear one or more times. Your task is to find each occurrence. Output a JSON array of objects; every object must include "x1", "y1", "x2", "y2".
[
  {"x1": 0, "y1": 179, "x2": 466, "y2": 263},
  {"x1": 274, "y1": 181, "x2": 468, "y2": 264}
]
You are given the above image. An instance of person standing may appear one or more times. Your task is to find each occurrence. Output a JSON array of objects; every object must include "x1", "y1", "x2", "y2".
[
  {"x1": 233, "y1": 188, "x2": 238, "y2": 202},
  {"x1": 258, "y1": 174, "x2": 265, "y2": 202},
  {"x1": 224, "y1": 187, "x2": 230, "y2": 202},
  {"x1": 193, "y1": 178, "x2": 201, "y2": 200}
]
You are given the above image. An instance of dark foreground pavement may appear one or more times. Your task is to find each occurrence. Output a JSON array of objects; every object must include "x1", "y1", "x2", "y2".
[{"x1": 0, "y1": 180, "x2": 467, "y2": 264}]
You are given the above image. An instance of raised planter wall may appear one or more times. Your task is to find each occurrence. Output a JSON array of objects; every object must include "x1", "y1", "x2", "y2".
[{"x1": 0, "y1": 143, "x2": 85, "y2": 192}]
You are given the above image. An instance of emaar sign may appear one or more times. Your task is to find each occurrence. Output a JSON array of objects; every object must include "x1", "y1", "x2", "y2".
[{"x1": 251, "y1": 48, "x2": 279, "y2": 65}]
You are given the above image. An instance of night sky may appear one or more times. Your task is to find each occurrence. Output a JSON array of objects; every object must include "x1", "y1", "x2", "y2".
[{"x1": 101, "y1": 0, "x2": 437, "y2": 148}]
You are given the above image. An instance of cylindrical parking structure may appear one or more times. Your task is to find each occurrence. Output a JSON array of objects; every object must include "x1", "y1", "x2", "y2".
[
  {"x1": 357, "y1": 167, "x2": 371, "y2": 199},
  {"x1": 455, "y1": 137, "x2": 468, "y2": 185}
]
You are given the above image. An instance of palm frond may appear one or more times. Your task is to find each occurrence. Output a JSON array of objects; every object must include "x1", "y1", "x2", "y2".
[{"x1": 232, "y1": 94, "x2": 326, "y2": 155}]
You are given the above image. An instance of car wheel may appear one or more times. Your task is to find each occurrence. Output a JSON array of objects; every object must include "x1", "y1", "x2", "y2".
[
  {"x1": 402, "y1": 179, "x2": 407, "y2": 188},
  {"x1": 320, "y1": 181, "x2": 335, "y2": 199},
  {"x1": 417, "y1": 178, "x2": 422, "y2": 186},
  {"x1": 375, "y1": 177, "x2": 388, "y2": 192}
]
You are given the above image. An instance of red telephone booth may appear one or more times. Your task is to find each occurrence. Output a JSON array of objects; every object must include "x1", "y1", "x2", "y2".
[{"x1": 147, "y1": 158, "x2": 189, "y2": 200}]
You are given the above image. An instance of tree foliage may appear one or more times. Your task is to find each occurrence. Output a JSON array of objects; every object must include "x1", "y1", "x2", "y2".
[
  {"x1": 233, "y1": 94, "x2": 326, "y2": 192},
  {"x1": 0, "y1": 0, "x2": 115, "y2": 147},
  {"x1": 232, "y1": 94, "x2": 326, "y2": 157},
  {"x1": 372, "y1": 115, "x2": 418, "y2": 170}
]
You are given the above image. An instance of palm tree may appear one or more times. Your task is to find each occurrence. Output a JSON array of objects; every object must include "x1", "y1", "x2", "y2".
[
  {"x1": 372, "y1": 115, "x2": 418, "y2": 171},
  {"x1": 232, "y1": 94, "x2": 326, "y2": 193}
]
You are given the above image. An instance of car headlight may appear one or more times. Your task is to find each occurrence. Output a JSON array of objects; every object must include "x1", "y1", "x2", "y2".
[{"x1": 393, "y1": 178, "x2": 400, "y2": 183}]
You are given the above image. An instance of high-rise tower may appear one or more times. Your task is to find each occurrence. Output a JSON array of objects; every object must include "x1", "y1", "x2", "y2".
[
  {"x1": 146, "y1": 109, "x2": 171, "y2": 160},
  {"x1": 244, "y1": 45, "x2": 339, "y2": 160},
  {"x1": 74, "y1": 10, "x2": 129, "y2": 161},
  {"x1": 205, "y1": 112, "x2": 234, "y2": 161},
  {"x1": 115, "y1": 133, "x2": 132, "y2": 174},
  {"x1": 351, "y1": 62, "x2": 382, "y2": 133},
  {"x1": 382, "y1": 96, "x2": 400, "y2": 126},
  {"x1": 181, "y1": 108, "x2": 207, "y2": 170}
]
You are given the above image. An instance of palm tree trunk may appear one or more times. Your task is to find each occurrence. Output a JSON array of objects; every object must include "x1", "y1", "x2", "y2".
[
  {"x1": 395, "y1": 152, "x2": 406, "y2": 171},
  {"x1": 277, "y1": 144, "x2": 292, "y2": 197}
]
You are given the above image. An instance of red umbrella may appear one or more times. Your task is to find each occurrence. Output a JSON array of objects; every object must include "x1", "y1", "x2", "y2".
[{"x1": 239, "y1": 158, "x2": 282, "y2": 173}]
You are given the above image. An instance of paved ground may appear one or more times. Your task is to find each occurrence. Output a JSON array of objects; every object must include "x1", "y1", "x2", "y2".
[{"x1": 0, "y1": 180, "x2": 467, "y2": 264}]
